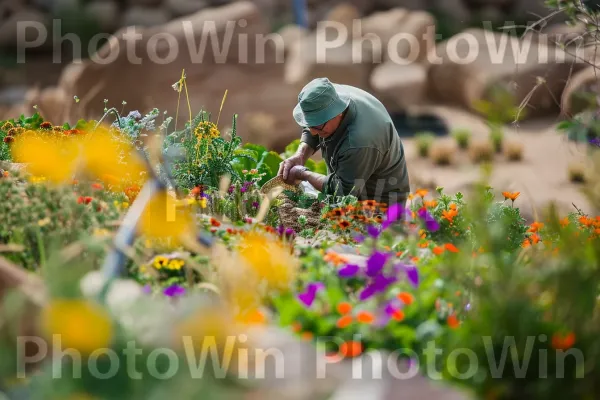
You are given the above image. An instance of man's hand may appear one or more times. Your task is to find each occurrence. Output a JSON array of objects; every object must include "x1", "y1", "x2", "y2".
[
  {"x1": 278, "y1": 153, "x2": 304, "y2": 181},
  {"x1": 284, "y1": 165, "x2": 308, "y2": 185},
  {"x1": 278, "y1": 142, "x2": 315, "y2": 180}
]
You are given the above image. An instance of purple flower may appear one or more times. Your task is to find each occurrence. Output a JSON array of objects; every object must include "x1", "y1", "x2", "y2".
[
  {"x1": 398, "y1": 263, "x2": 419, "y2": 288},
  {"x1": 252, "y1": 201, "x2": 260, "y2": 208},
  {"x1": 381, "y1": 204, "x2": 409, "y2": 230},
  {"x1": 366, "y1": 225, "x2": 380, "y2": 238},
  {"x1": 142, "y1": 284, "x2": 152, "y2": 294},
  {"x1": 285, "y1": 228, "x2": 296, "y2": 238},
  {"x1": 163, "y1": 284, "x2": 186, "y2": 297},
  {"x1": 297, "y1": 282, "x2": 324, "y2": 307},
  {"x1": 366, "y1": 251, "x2": 390, "y2": 277},
  {"x1": 353, "y1": 234, "x2": 366, "y2": 243},
  {"x1": 359, "y1": 273, "x2": 397, "y2": 301},
  {"x1": 338, "y1": 264, "x2": 360, "y2": 278},
  {"x1": 228, "y1": 185, "x2": 234, "y2": 194},
  {"x1": 465, "y1": 303, "x2": 471, "y2": 311},
  {"x1": 417, "y1": 208, "x2": 440, "y2": 232}
]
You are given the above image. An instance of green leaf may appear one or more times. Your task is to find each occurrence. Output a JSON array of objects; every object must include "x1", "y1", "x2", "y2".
[
  {"x1": 314, "y1": 160, "x2": 327, "y2": 175},
  {"x1": 242, "y1": 143, "x2": 267, "y2": 159},
  {"x1": 257, "y1": 151, "x2": 283, "y2": 178},
  {"x1": 305, "y1": 158, "x2": 317, "y2": 172},
  {"x1": 283, "y1": 139, "x2": 301, "y2": 158}
]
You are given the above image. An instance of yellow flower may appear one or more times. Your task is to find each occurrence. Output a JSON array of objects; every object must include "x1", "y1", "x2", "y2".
[
  {"x1": 40, "y1": 299, "x2": 113, "y2": 355},
  {"x1": 186, "y1": 198, "x2": 196, "y2": 205},
  {"x1": 153, "y1": 256, "x2": 169, "y2": 269},
  {"x1": 167, "y1": 259, "x2": 184, "y2": 270},
  {"x1": 199, "y1": 197, "x2": 208, "y2": 209},
  {"x1": 138, "y1": 191, "x2": 195, "y2": 243},
  {"x1": 237, "y1": 232, "x2": 299, "y2": 292},
  {"x1": 37, "y1": 217, "x2": 51, "y2": 227},
  {"x1": 122, "y1": 202, "x2": 129, "y2": 208},
  {"x1": 93, "y1": 228, "x2": 111, "y2": 238}
]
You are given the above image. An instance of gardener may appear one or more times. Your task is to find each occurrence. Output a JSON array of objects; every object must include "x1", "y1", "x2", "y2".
[{"x1": 278, "y1": 77, "x2": 410, "y2": 207}]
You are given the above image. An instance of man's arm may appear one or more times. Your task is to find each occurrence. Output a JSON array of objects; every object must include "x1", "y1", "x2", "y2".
[{"x1": 297, "y1": 168, "x2": 327, "y2": 192}]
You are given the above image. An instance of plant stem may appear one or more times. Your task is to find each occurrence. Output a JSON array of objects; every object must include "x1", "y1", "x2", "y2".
[{"x1": 95, "y1": 108, "x2": 122, "y2": 130}]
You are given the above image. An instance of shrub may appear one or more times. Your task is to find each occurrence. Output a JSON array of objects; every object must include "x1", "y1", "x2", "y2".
[
  {"x1": 429, "y1": 142, "x2": 455, "y2": 166},
  {"x1": 504, "y1": 140, "x2": 524, "y2": 161},
  {"x1": 568, "y1": 161, "x2": 587, "y2": 183},
  {"x1": 469, "y1": 139, "x2": 494, "y2": 163},
  {"x1": 415, "y1": 132, "x2": 436, "y2": 158},
  {"x1": 490, "y1": 127, "x2": 504, "y2": 153},
  {"x1": 451, "y1": 128, "x2": 472, "y2": 150}
]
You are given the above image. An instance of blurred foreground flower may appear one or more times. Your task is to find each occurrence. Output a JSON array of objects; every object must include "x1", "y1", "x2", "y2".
[
  {"x1": 138, "y1": 190, "x2": 195, "y2": 244},
  {"x1": 40, "y1": 299, "x2": 113, "y2": 355},
  {"x1": 10, "y1": 125, "x2": 147, "y2": 190}
]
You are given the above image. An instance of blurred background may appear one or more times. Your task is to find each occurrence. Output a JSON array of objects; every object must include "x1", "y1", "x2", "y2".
[{"x1": 1, "y1": 0, "x2": 599, "y2": 218}]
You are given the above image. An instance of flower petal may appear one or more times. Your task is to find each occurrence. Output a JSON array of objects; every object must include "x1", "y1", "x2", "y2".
[
  {"x1": 338, "y1": 264, "x2": 360, "y2": 278},
  {"x1": 366, "y1": 251, "x2": 390, "y2": 277}
]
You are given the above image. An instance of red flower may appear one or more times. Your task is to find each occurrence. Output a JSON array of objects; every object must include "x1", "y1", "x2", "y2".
[
  {"x1": 40, "y1": 121, "x2": 52, "y2": 129},
  {"x1": 91, "y1": 183, "x2": 103, "y2": 190},
  {"x1": 210, "y1": 218, "x2": 221, "y2": 227},
  {"x1": 3, "y1": 136, "x2": 14, "y2": 144},
  {"x1": 77, "y1": 196, "x2": 92, "y2": 205}
]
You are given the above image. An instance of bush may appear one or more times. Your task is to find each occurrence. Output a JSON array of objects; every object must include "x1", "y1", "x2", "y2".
[
  {"x1": 451, "y1": 128, "x2": 472, "y2": 150},
  {"x1": 415, "y1": 132, "x2": 436, "y2": 158},
  {"x1": 469, "y1": 140, "x2": 494, "y2": 163},
  {"x1": 429, "y1": 142, "x2": 455, "y2": 166},
  {"x1": 504, "y1": 140, "x2": 524, "y2": 161}
]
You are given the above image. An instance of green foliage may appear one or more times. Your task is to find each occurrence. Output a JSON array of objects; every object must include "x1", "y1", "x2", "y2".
[
  {"x1": 166, "y1": 111, "x2": 242, "y2": 189},
  {"x1": 451, "y1": 128, "x2": 472, "y2": 150},
  {"x1": 415, "y1": 132, "x2": 436, "y2": 158},
  {"x1": 0, "y1": 172, "x2": 122, "y2": 270},
  {"x1": 490, "y1": 126, "x2": 504, "y2": 153}
]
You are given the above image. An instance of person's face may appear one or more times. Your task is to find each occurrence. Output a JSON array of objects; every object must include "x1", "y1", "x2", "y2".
[{"x1": 308, "y1": 114, "x2": 342, "y2": 138}]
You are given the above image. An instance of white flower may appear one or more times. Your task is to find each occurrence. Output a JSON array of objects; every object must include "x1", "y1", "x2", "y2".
[
  {"x1": 79, "y1": 270, "x2": 108, "y2": 298},
  {"x1": 105, "y1": 279, "x2": 144, "y2": 317}
]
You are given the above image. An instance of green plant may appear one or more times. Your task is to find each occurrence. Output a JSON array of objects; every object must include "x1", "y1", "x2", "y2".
[
  {"x1": 469, "y1": 140, "x2": 494, "y2": 163},
  {"x1": 451, "y1": 128, "x2": 472, "y2": 150},
  {"x1": 415, "y1": 132, "x2": 436, "y2": 158}
]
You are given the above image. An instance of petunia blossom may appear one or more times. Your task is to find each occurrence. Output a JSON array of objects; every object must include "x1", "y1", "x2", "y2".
[
  {"x1": 366, "y1": 225, "x2": 380, "y2": 238},
  {"x1": 297, "y1": 282, "x2": 325, "y2": 308},
  {"x1": 366, "y1": 251, "x2": 391, "y2": 277},
  {"x1": 401, "y1": 263, "x2": 419, "y2": 288},
  {"x1": 359, "y1": 274, "x2": 397, "y2": 301},
  {"x1": 338, "y1": 264, "x2": 360, "y2": 278},
  {"x1": 381, "y1": 204, "x2": 410, "y2": 230},
  {"x1": 163, "y1": 284, "x2": 186, "y2": 297},
  {"x1": 417, "y1": 208, "x2": 440, "y2": 232}
]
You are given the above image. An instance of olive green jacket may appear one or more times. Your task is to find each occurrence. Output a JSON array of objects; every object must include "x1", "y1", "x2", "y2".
[{"x1": 300, "y1": 84, "x2": 410, "y2": 206}]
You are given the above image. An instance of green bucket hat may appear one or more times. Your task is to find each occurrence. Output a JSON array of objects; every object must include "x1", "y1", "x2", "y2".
[{"x1": 293, "y1": 78, "x2": 351, "y2": 127}]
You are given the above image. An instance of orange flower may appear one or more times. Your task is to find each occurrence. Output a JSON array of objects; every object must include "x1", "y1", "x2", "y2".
[
  {"x1": 418, "y1": 241, "x2": 429, "y2": 248},
  {"x1": 407, "y1": 193, "x2": 414, "y2": 201},
  {"x1": 91, "y1": 183, "x2": 103, "y2": 190},
  {"x1": 449, "y1": 203, "x2": 457, "y2": 210},
  {"x1": 336, "y1": 315, "x2": 353, "y2": 329},
  {"x1": 522, "y1": 238, "x2": 531, "y2": 248},
  {"x1": 424, "y1": 200, "x2": 437, "y2": 208},
  {"x1": 329, "y1": 208, "x2": 345, "y2": 218},
  {"x1": 396, "y1": 251, "x2": 404, "y2": 257},
  {"x1": 411, "y1": 256, "x2": 419, "y2": 263},
  {"x1": 362, "y1": 200, "x2": 377, "y2": 208},
  {"x1": 419, "y1": 229, "x2": 426, "y2": 239},
  {"x1": 392, "y1": 309, "x2": 405, "y2": 322},
  {"x1": 530, "y1": 233, "x2": 541, "y2": 244},
  {"x1": 551, "y1": 332, "x2": 576, "y2": 350},
  {"x1": 397, "y1": 292, "x2": 414, "y2": 305},
  {"x1": 339, "y1": 341, "x2": 363, "y2": 358},
  {"x1": 337, "y1": 220, "x2": 351, "y2": 230},
  {"x1": 291, "y1": 322, "x2": 302, "y2": 332},
  {"x1": 442, "y1": 209, "x2": 458, "y2": 223},
  {"x1": 337, "y1": 302, "x2": 352, "y2": 315},
  {"x1": 447, "y1": 314, "x2": 460, "y2": 329},
  {"x1": 432, "y1": 246, "x2": 445, "y2": 255},
  {"x1": 415, "y1": 189, "x2": 428, "y2": 198},
  {"x1": 357, "y1": 311, "x2": 374, "y2": 324},
  {"x1": 528, "y1": 222, "x2": 544, "y2": 233},
  {"x1": 444, "y1": 243, "x2": 459, "y2": 253},
  {"x1": 560, "y1": 217, "x2": 570, "y2": 227},
  {"x1": 324, "y1": 252, "x2": 349, "y2": 266},
  {"x1": 191, "y1": 186, "x2": 202, "y2": 196},
  {"x1": 579, "y1": 216, "x2": 593, "y2": 227},
  {"x1": 301, "y1": 332, "x2": 314, "y2": 341},
  {"x1": 502, "y1": 191, "x2": 520, "y2": 201}
]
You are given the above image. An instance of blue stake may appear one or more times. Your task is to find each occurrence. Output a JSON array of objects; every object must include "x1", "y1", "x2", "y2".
[{"x1": 293, "y1": 0, "x2": 308, "y2": 28}]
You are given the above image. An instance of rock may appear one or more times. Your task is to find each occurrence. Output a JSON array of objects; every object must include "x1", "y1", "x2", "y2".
[
  {"x1": 285, "y1": 30, "x2": 376, "y2": 93},
  {"x1": 370, "y1": 61, "x2": 428, "y2": 111},
  {"x1": 278, "y1": 24, "x2": 309, "y2": 58},
  {"x1": 49, "y1": 1, "x2": 301, "y2": 152},
  {"x1": 425, "y1": 28, "x2": 589, "y2": 118},
  {"x1": 84, "y1": 1, "x2": 120, "y2": 32},
  {"x1": 561, "y1": 65, "x2": 600, "y2": 117},
  {"x1": 0, "y1": 10, "x2": 50, "y2": 50},
  {"x1": 431, "y1": 0, "x2": 471, "y2": 27},
  {"x1": 121, "y1": 6, "x2": 171, "y2": 28},
  {"x1": 373, "y1": 0, "x2": 424, "y2": 11},
  {"x1": 358, "y1": 9, "x2": 437, "y2": 63},
  {"x1": 127, "y1": 0, "x2": 163, "y2": 6},
  {"x1": 165, "y1": 0, "x2": 208, "y2": 17},
  {"x1": 324, "y1": 2, "x2": 362, "y2": 29}
]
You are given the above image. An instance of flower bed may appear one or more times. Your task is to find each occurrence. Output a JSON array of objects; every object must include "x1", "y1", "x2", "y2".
[{"x1": 0, "y1": 103, "x2": 599, "y2": 400}]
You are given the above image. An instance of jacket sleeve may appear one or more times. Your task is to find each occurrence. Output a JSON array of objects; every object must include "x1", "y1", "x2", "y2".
[
  {"x1": 300, "y1": 127, "x2": 320, "y2": 151},
  {"x1": 323, "y1": 147, "x2": 381, "y2": 199}
]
